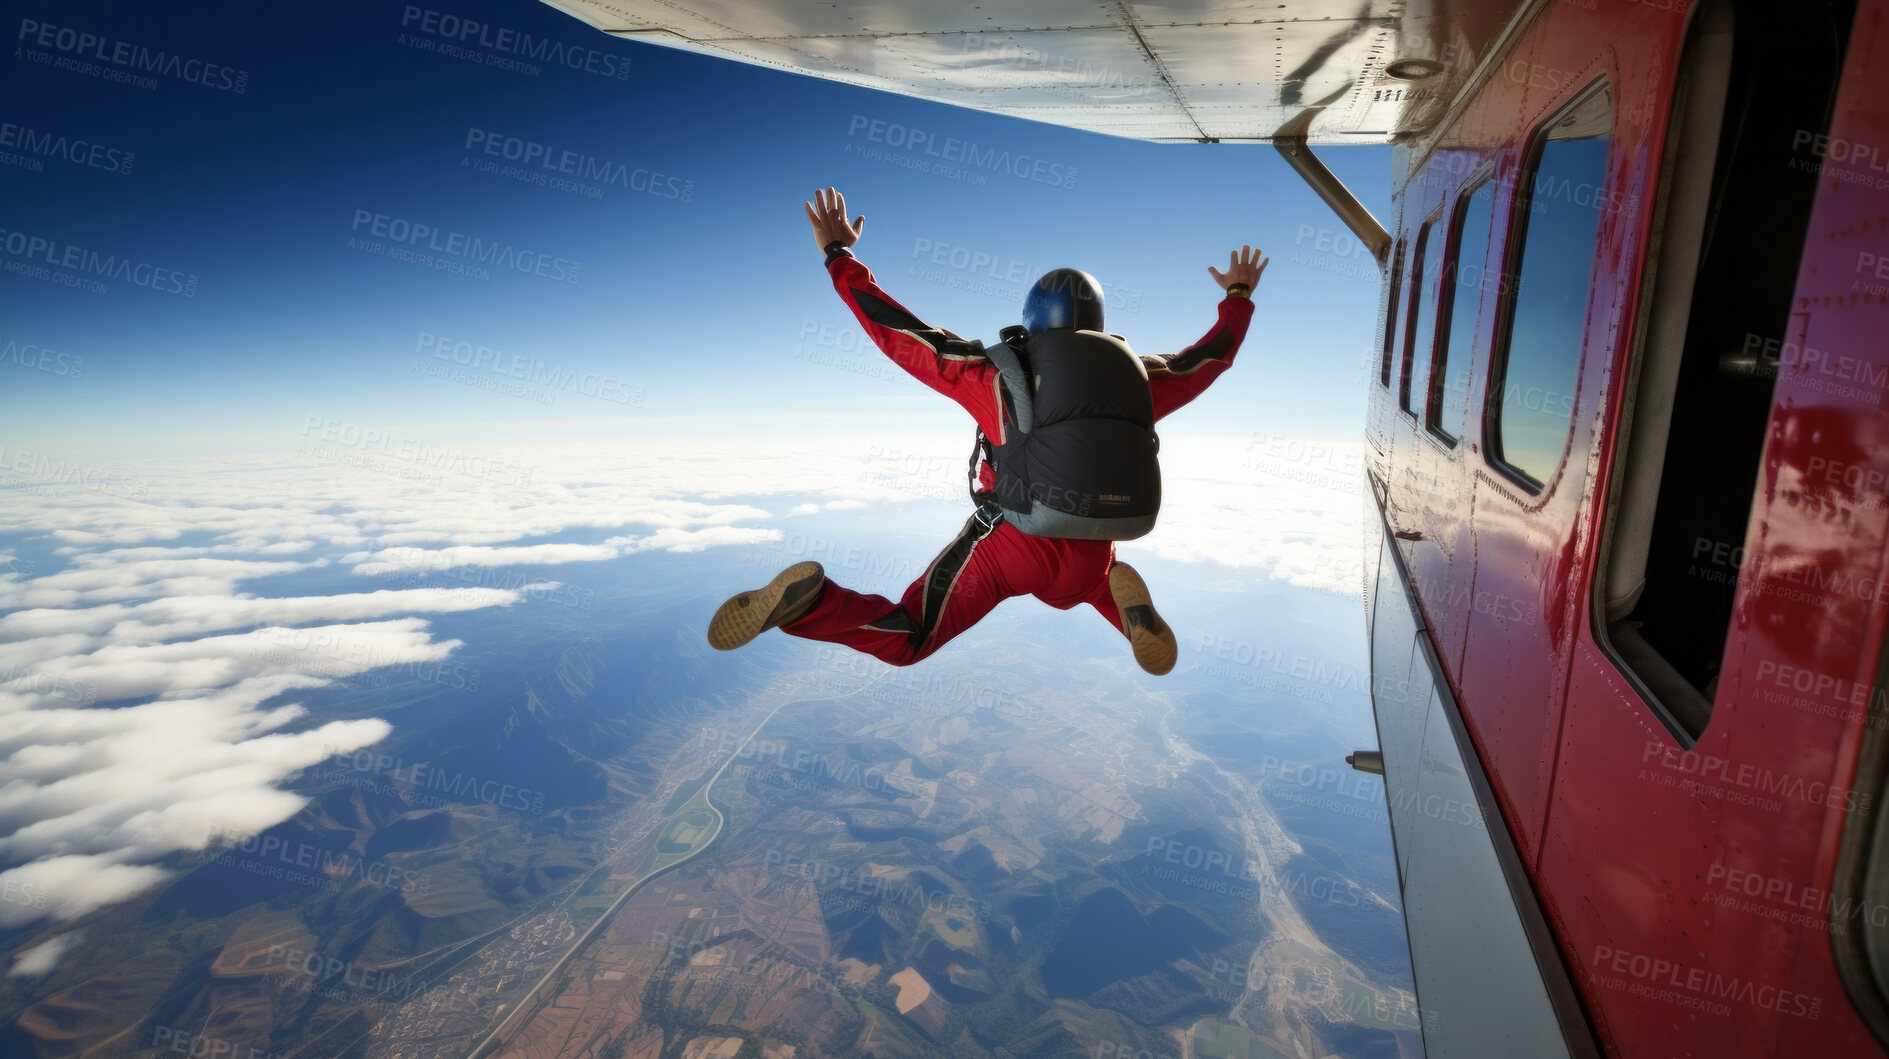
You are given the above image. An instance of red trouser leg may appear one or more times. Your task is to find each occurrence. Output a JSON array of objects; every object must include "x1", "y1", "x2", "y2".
[
  {"x1": 780, "y1": 513, "x2": 1021, "y2": 666},
  {"x1": 780, "y1": 513, "x2": 1123, "y2": 666},
  {"x1": 1073, "y1": 566, "x2": 1127, "y2": 635}
]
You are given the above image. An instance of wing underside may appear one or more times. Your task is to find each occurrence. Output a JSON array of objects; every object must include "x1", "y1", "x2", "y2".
[{"x1": 536, "y1": 0, "x2": 1519, "y2": 144}]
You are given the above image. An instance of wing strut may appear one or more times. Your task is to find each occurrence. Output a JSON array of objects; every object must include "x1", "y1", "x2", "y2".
[{"x1": 1272, "y1": 84, "x2": 1392, "y2": 267}]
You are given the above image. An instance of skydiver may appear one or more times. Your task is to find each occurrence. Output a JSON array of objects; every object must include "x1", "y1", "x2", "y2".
[{"x1": 707, "y1": 187, "x2": 1265, "y2": 675}]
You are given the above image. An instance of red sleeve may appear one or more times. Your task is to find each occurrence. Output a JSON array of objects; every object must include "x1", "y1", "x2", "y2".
[
  {"x1": 826, "y1": 253, "x2": 1005, "y2": 441},
  {"x1": 1144, "y1": 295, "x2": 1256, "y2": 421}
]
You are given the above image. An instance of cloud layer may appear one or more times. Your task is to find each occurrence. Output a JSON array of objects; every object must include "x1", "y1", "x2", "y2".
[
  {"x1": 0, "y1": 441, "x2": 806, "y2": 946},
  {"x1": 0, "y1": 431, "x2": 1361, "y2": 968}
]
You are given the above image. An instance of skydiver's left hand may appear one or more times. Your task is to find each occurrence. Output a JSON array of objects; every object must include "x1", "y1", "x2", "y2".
[{"x1": 804, "y1": 186, "x2": 865, "y2": 251}]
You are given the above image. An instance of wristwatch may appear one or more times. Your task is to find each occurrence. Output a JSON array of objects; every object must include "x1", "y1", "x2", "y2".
[
  {"x1": 1226, "y1": 283, "x2": 1252, "y2": 298},
  {"x1": 823, "y1": 241, "x2": 853, "y2": 263}
]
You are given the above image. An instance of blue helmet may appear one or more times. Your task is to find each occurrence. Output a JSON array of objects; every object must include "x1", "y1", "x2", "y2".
[{"x1": 1022, "y1": 268, "x2": 1105, "y2": 333}]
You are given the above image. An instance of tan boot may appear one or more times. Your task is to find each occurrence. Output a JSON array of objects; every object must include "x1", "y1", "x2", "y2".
[
  {"x1": 1109, "y1": 562, "x2": 1176, "y2": 675},
  {"x1": 707, "y1": 561, "x2": 826, "y2": 650}
]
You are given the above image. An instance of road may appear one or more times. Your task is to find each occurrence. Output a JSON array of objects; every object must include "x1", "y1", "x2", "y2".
[{"x1": 465, "y1": 671, "x2": 884, "y2": 1058}]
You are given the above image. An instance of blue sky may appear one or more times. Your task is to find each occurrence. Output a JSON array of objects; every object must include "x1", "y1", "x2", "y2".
[
  {"x1": 0, "y1": 0, "x2": 1389, "y2": 453},
  {"x1": 0, "y1": 0, "x2": 1399, "y2": 990}
]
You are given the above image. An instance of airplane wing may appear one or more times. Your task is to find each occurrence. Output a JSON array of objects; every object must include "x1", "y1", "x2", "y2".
[{"x1": 533, "y1": 0, "x2": 1516, "y2": 145}]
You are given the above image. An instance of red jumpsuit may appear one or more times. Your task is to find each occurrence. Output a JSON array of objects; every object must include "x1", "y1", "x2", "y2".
[{"x1": 781, "y1": 249, "x2": 1254, "y2": 666}]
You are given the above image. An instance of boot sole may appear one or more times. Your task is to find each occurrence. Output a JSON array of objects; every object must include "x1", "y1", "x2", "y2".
[
  {"x1": 707, "y1": 561, "x2": 824, "y2": 651},
  {"x1": 1110, "y1": 562, "x2": 1176, "y2": 676}
]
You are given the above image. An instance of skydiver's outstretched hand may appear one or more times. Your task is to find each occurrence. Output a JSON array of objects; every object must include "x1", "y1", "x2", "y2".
[
  {"x1": 1208, "y1": 245, "x2": 1268, "y2": 293},
  {"x1": 804, "y1": 187, "x2": 865, "y2": 252}
]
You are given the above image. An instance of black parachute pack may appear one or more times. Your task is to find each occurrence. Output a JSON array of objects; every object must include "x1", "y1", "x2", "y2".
[{"x1": 967, "y1": 325, "x2": 1161, "y2": 540}]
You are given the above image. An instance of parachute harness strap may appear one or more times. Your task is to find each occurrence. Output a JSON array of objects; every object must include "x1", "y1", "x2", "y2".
[
  {"x1": 967, "y1": 328, "x2": 1034, "y2": 508},
  {"x1": 983, "y1": 330, "x2": 1034, "y2": 434},
  {"x1": 972, "y1": 498, "x2": 1003, "y2": 531},
  {"x1": 966, "y1": 429, "x2": 993, "y2": 504}
]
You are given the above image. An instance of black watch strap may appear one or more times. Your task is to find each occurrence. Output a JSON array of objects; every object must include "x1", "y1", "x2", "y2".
[{"x1": 823, "y1": 241, "x2": 853, "y2": 263}]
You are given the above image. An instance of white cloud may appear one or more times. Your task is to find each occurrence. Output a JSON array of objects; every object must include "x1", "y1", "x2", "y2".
[
  {"x1": 1132, "y1": 435, "x2": 1366, "y2": 597},
  {"x1": 56, "y1": 542, "x2": 317, "y2": 560},
  {"x1": 352, "y1": 542, "x2": 622, "y2": 576},
  {"x1": 0, "y1": 679, "x2": 391, "y2": 866},
  {"x1": 0, "y1": 586, "x2": 521, "y2": 644},
  {"x1": 2, "y1": 619, "x2": 459, "y2": 708},
  {"x1": 786, "y1": 499, "x2": 868, "y2": 517},
  {"x1": 0, "y1": 558, "x2": 317, "y2": 610},
  {"x1": 0, "y1": 673, "x2": 394, "y2": 926},
  {"x1": 0, "y1": 441, "x2": 826, "y2": 931},
  {"x1": 351, "y1": 526, "x2": 781, "y2": 575},
  {"x1": 616, "y1": 526, "x2": 782, "y2": 555},
  {"x1": 0, "y1": 431, "x2": 1365, "y2": 939},
  {"x1": 7, "y1": 931, "x2": 79, "y2": 976},
  {"x1": 1, "y1": 856, "x2": 173, "y2": 928}
]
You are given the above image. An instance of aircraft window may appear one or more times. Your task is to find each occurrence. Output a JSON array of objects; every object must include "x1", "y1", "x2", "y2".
[
  {"x1": 1486, "y1": 84, "x2": 1613, "y2": 489},
  {"x1": 1378, "y1": 236, "x2": 1406, "y2": 387},
  {"x1": 1395, "y1": 232, "x2": 1424, "y2": 408},
  {"x1": 1400, "y1": 209, "x2": 1445, "y2": 416},
  {"x1": 1429, "y1": 177, "x2": 1497, "y2": 444}
]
